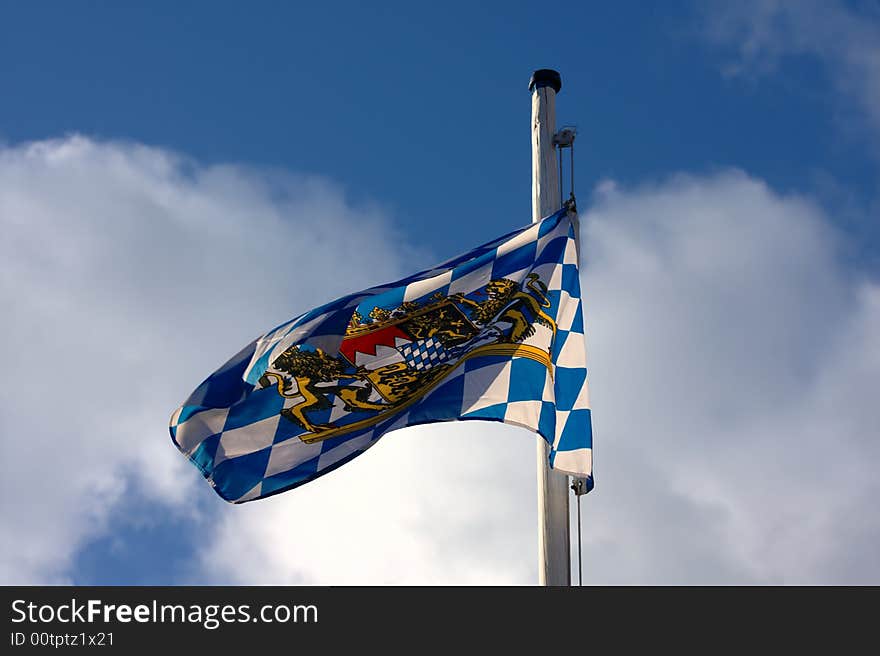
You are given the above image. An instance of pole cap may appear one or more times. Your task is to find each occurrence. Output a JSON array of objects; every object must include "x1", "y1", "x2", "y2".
[{"x1": 529, "y1": 69, "x2": 562, "y2": 93}]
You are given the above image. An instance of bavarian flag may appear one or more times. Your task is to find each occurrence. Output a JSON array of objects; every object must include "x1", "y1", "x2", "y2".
[{"x1": 170, "y1": 208, "x2": 593, "y2": 503}]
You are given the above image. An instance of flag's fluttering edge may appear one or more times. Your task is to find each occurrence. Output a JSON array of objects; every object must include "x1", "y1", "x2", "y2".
[{"x1": 170, "y1": 209, "x2": 593, "y2": 503}]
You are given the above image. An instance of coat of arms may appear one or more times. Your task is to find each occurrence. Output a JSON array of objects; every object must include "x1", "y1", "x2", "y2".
[{"x1": 258, "y1": 273, "x2": 557, "y2": 443}]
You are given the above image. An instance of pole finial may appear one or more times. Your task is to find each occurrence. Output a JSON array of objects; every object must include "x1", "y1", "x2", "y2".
[{"x1": 529, "y1": 69, "x2": 562, "y2": 93}]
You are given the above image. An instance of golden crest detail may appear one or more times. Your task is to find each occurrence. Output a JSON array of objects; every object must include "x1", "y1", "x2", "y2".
[{"x1": 258, "y1": 274, "x2": 557, "y2": 443}]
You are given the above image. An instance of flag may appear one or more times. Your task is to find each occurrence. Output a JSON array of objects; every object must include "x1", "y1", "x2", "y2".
[{"x1": 169, "y1": 208, "x2": 593, "y2": 503}]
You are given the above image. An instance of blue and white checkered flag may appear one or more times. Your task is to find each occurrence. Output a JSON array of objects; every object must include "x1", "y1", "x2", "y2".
[{"x1": 170, "y1": 208, "x2": 593, "y2": 503}]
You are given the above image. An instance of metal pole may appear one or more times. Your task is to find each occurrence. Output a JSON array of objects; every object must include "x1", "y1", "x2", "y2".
[{"x1": 529, "y1": 68, "x2": 571, "y2": 586}]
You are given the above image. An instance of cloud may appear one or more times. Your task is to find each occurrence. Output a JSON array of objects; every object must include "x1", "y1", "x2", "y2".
[
  {"x1": 201, "y1": 421, "x2": 539, "y2": 585},
  {"x1": 2, "y1": 137, "x2": 877, "y2": 585},
  {"x1": 581, "y1": 171, "x2": 880, "y2": 583},
  {"x1": 204, "y1": 170, "x2": 880, "y2": 584},
  {"x1": 0, "y1": 135, "x2": 410, "y2": 584},
  {"x1": 702, "y1": 0, "x2": 880, "y2": 140}
]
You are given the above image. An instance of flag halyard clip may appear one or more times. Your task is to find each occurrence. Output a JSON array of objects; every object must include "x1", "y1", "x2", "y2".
[
  {"x1": 571, "y1": 476, "x2": 589, "y2": 586},
  {"x1": 570, "y1": 477, "x2": 589, "y2": 496}
]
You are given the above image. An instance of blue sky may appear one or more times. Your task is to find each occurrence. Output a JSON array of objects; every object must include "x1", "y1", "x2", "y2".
[
  {"x1": 2, "y1": 1, "x2": 879, "y2": 584},
  {"x1": 4, "y1": 1, "x2": 877, "y2": 260}
]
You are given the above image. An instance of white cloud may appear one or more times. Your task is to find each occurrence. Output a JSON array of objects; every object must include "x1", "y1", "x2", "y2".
[
  {"x1": 702, "y1": 0, "x2": 880, "y2": 140},
  {"x1": 581, "y1": 171, "x2": 880, "y2": 583},
  {"x1": 0, "y1": 135, "x2": 409, "y2": 584},
  {"x1": 2, "y1": 137, "x2": 878, "y2": 585},
  {"x1": 204, "y1": 170, "x2": 880, "y2": 585},
  {"x1": 202, "y1": 422, "x2": 538, "y2": 585}
]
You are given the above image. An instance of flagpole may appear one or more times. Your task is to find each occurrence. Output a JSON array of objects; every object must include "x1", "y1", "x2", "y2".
[{"x1": 530, "y1": 68, "x2": 571, "y2": 586}]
